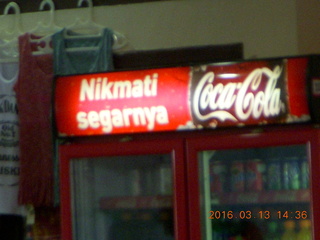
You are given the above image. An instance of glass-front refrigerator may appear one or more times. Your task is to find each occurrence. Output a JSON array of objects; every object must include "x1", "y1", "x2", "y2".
[
  {"x1": 187, "y1": 126, "x2": 320, "y2": 240},
  {"x1": 55, "y1": 54, "x2": 320, "y2": 239},
  {"x1": 59, "y1": 138, "x2": 188, "y2": 240}
]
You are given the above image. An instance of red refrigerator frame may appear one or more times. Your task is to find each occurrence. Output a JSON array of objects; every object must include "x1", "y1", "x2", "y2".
[
  {"x1": 55, "y1": 54, "x2": 320, "y2": 239},
  {"x1": 59, "y1": 124, "x2": 320, "y2": 240},
  {"x1": 186, "y1": 125, "x2": 320, "y2": 240},
  {"x1": 59, "y1": 137, "x2": 188, "y2": 240}
]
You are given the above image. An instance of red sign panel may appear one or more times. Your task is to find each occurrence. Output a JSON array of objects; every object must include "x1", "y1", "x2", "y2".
[
  {"x1": 55, "y1": 68, "x2": 191, "y2": 136},
  {"x1": 54, "y1": 57, "x2": 311, "y2": 137}
]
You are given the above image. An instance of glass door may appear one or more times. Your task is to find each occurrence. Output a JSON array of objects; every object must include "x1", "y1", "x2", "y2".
[
  {"x1": 59, "y1": 138, "x2": 187, "y2": 240},
  {"x1": 200, "y1": 145, "x2": 310, "y2": 240},
  {"x1": 187, "y1": 127, "x2": 320, "y2": 240}
]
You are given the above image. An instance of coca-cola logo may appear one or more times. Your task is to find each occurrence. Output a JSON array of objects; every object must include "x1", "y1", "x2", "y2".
[{"x1": 192, "y1": 66, "x2": 284, "y2": 124}]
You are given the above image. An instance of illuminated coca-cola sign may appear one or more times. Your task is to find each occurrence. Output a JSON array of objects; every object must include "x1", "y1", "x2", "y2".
[
  {"x1": 54, "y1": 57, "x2": 311, "y2": 137},
  {"x1": 193, "y1": 69, "x2": 282, "y2": 122},
  {"x1": 190, "y1": 60, "x2": 290, "y2": 128}
]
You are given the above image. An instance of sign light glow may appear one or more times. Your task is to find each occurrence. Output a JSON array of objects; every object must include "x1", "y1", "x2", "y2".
[{"x1": 54, "y1": 58, "x2": 311, "y2": 137}]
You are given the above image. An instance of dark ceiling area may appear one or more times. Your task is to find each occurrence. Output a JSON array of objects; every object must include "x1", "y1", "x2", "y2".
[{"x1": 0, "y1": 0, "x2": 166, "y2": 14}]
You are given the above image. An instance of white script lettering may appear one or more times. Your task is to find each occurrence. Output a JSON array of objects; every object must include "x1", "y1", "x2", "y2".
[{"x1": 193, "y1": 66, "x2": 284, "y2": 122}]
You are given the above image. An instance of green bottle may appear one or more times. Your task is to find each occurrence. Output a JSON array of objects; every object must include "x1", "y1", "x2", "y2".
[{"x1": 265, "y1": 221, "x2": 281, "y2": 240}]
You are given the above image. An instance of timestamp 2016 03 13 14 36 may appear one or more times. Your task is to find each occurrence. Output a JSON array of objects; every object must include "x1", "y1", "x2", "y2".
[{"x1": 209, "y1": 210, "x2": 308, "y2": 220}]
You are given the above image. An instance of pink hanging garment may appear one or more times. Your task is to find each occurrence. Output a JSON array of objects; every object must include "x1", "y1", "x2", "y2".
[{"x1": 15, "y1": 33, "x2": 54, "y2": 206}]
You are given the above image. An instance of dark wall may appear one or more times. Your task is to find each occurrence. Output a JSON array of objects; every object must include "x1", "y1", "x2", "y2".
[
  {"x1": 0, "y1": 0, "x2": 168, "y2": 14},
  {"x1": 113, "y1": 43, "x2": 244, "y2": 70}
]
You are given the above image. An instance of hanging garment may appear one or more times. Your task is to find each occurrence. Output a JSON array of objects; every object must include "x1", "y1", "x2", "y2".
[
  {"x1": 51, "y1": 27, "x2": 115, "y2": 205},
  {"x1": 52, "y1": 27, "x2": 114, "y2": 76},
  {"x1": 14, "y1": 33, "x2": 54, "y2": 207},
  {"x1": 0, "y1": 43, "x2": 20, "y2": 214}
]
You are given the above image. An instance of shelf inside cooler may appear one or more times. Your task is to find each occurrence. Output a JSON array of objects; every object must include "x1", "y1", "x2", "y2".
[
  {"x1": 99, "y1": 195, "x2": 173, "y2": 209},
  {"x1": 211, "y1": 189, "x2": 310, "y2": 205}
]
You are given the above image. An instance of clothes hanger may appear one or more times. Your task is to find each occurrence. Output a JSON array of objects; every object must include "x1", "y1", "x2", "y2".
[
  {"x1": 0, "y1": 2, "x2": 23, "y2": 63},
  {"x1": 112, "y1": 31, "x2": 128, "y2": 51},
  {"x1": 65, "y1": 0, "x2": 127, "y2": 52},
  {"x1": 0, "y1": 40, "x2": 19, "y2": 63},
  {"x1": 64, "y1": 0, "x2": 107, "y2": 52},
  {"x1": 0, "y1": 2, "x2": 23, "y2": 42},
  {"x1": 30, "y1": 0, "x2": 62, "y2": 56},
  {"x1": 30, "y1": 0, "x2": 62, "y2": 37},
  {"x1": 65, "y1": 0, "x2": 102, "y2": 37},
  {"x1": 68, "y1": 0, "x2": 107, "y2": 35}
]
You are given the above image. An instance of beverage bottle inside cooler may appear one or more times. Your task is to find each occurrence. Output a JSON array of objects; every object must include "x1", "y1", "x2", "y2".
[
  {"x1": 266, "y1": 158, "x2": 282, "y2": 190},
  {"x1": 300, "y1": 158, "x2": 310, "y2": 189},
  {"x1": 230, "y1": 161, "x2": 245, "y2": 192},
  {"x1": 297, "y1": 220, "x2": 312, "y2": 240},
  {"x1": 283, "y1": 157, "x2": 301, "y2": 190},
  {"x1": 281, "y1": 220, "x2": 297, "y2": 240},
  {"x1": 265, "y1": 221, "x2": 281, "y2": 240}
]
